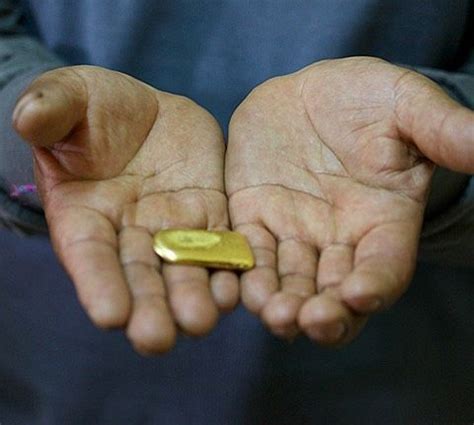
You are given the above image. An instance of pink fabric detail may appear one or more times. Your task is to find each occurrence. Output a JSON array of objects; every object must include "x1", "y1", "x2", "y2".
[{"x1": 10, "y1": 183, "x2": 37, "y2": 198}]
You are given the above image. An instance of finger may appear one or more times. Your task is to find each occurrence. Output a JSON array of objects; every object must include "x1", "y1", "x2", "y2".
[
  {"x1": 261, "y1": 239, "x2": 318, "y2": 338},
  {"x1": 13, "y1": 68, "x2": 87, "y2": 146},
  {"x1": 122, "y1": 189, "x2": 225, "y2": 234},
  {"x1": 207, "y1": 222, "x2": 239, "y2": 312},
  {"x1": 163, "y1": 264, "x2": 219, "y2": 336},
  {"x1": 278, "y1": 239, "x2": 318, "y2": 297},
  {"x1": 396, "y1": 74, "x2": 474, "y2": 173},
  {"x1": 317, "y1": 243, "x2": 354, "y2": 292},
  {"x1": 119, "y1": 226, "x2": 176, "y2": 355},
  {"x1": 122, "y1": 189, "x2": 227, "y2": 337},
  {"x1": 234, "y1": 223, "x2": 279, "y2": 315},
  {"x1": 49, "y1": 207, "x2": 131, "y2": 329},
  {"x1": 340, "y1": 220, "x2": 419, "y2": 314},
  {"x1": 209, "y1": 270, "x2": 240, "y2": 312},
  {"x1": 260, "y1": 292, "x2": 302, "y2": 340},
  {"x1": 298, "y1": 287, "x2": 368, "y2": 347}
]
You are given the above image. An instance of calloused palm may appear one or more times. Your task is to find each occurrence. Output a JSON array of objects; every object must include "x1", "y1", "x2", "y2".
[
  {"x1": 227, "y1": 57, "x2": 474, "y2": 345},
  {"x1": 14, "y1": 66, "x2": 238, "y2": 354}
]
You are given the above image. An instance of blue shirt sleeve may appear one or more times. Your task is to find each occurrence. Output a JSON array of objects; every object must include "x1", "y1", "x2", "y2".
[
  {"x1": 0, "y1": 0, "x2": 473, "y2": 268},
  {"x1": 0, "y1": 0, "x2": 64, "y2": 234}
]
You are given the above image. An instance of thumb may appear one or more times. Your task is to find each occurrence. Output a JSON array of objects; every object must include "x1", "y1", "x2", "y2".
[
  {"x1": 396, "y1": 73, "x2": 474, "y2": 174},
  {"x1": 12, "y1": 67, "x2": 87, "y2": 147}
]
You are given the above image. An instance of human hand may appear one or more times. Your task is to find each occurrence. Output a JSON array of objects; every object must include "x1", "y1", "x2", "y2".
[
  {"x1": 13, "y1": 66, "x2": 238, "y2": 354},
  {"x1": 227, "y1": 57, "x2": 474, "y2": 345}
]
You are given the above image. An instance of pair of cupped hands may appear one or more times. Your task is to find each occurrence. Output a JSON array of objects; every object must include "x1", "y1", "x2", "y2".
[{"x1": 13, "y1": 57, "x2": 474, "y2": 355}]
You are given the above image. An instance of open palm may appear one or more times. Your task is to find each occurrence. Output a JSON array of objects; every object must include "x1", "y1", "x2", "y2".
[
  {"x1": 14, "y1": 66, "x2": 237, "y2": 354},
  {"x1": 227, "y1": 57, "x2": 474, "y2": 345}
]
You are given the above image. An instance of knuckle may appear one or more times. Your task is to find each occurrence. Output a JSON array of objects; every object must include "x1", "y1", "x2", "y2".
[{"x1": 86, "y1": 300, "x2": 130, "y2": 330}]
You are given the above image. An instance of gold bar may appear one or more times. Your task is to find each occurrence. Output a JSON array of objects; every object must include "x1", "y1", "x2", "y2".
[{"x1": 153, "y1": 229, "x2": 255, "y2": 271}]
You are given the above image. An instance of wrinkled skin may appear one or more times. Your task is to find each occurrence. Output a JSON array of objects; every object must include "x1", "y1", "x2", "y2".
[
  {"x1": 14, "y1": 66, "x2": 239, "y2": 355},
  {"x1": 14, "y1": 58, "x2": 474, "y2": 353},
  {"x1": 227, "y1": 57, "x2": 474, "y2": 345}
]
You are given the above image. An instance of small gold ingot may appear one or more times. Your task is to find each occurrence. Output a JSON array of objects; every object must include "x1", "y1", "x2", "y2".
[{"x1": 153, "y1": 229, "x2": 255, "y2": 270}]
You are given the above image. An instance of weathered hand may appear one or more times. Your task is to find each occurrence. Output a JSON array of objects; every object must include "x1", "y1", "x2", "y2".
[
  {"x1": 14, "y1": 66, "x2": 237, "y2": 354},
  {"x1": 227, "y1": 57, "x2": 474, "y2": 345}
]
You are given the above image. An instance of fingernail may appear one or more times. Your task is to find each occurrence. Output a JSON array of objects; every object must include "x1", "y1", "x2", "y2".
[
  {"x1": 368, "y1": 298, "x2": 382, "y2": 311},
  {"x1": 12, "y1": 96, "x2": 29, "y2": 125},
  {"x1": 349, "y1": 296, "x2": 383, "y2": 312},
  {"x1": 308, "y1": 322, "x2": 347, "y2": 342},
  {"x1": 330, "y1": 322, "x2": 347, "y2": 340},
  {"x1": 284, "y1": 328, "x2": 300, "y2": 343},
  {"x1": 12, "y1": 91, "x2": 45, "y2": 126}
]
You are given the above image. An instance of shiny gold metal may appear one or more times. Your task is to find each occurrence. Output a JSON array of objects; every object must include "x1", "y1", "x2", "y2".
[{"x1": 153, "y1": 229, "x2": 255, "y2": 270}]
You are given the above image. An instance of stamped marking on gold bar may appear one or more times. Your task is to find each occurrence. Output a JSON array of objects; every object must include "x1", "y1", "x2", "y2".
[{"x1": 153, "y1": 229, "x2": 255, "y2": 270}]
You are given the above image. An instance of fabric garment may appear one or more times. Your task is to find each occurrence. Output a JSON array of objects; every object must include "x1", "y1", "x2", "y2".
[
  {"x1": 0, "y1": 1, "x2": 473, "y2": 423},
  {"x1": 0, "y1": 229, "x2": 473, "y2": 424},
  {"x1": 0, "y1": 0, "x2": 473, "y2": 265}
]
